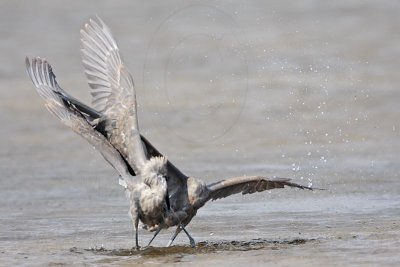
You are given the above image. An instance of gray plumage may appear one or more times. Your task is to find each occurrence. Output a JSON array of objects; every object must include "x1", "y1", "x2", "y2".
[{"x1": 26, "y1": 16, "x2": 319, "y2": 249}]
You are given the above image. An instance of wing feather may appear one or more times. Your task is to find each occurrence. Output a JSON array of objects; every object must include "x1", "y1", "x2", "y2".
[
  {"x1": 80, "y1": 16, "x2": 146, "y2": 173},
  {"x1": 25, "y1": 57, "x2": 131, "y2": 178},
  {"x1": 207, "y1": 176, "x2": 315, "y2": 201}
]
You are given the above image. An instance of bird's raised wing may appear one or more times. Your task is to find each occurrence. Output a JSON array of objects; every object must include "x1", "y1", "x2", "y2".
[
  {"x1": 80, "y1": 16, "x2": 146, "y2": 173},
  {"x1": 26, "y1": 57, "x2": 131, "y2": 179},
  {"x1": 206, "y1": 176, "x2": 315, "y2": 201}
]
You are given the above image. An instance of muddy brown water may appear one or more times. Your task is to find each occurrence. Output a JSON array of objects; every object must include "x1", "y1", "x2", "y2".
[{"x1": 1, "y1": 0, "x2": 399, "y2": 266}]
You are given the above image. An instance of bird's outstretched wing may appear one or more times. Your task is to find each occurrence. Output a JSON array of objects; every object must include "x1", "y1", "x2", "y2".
[
  {"x1": 206, "y1": 176, "x2": 315, "y2": 201},
  {"x1": 25, "y1": 57, "x2": 131, "y2": 178},
  {"x1": 80, "y1": 16, "x2": 146, "y2": 173}
]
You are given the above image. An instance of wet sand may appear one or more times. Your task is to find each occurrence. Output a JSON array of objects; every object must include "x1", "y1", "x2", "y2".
[{"x1": 1, "y1": 0, "x2": 400, "y2": 266}]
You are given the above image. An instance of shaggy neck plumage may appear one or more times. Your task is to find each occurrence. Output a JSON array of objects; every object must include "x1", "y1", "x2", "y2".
[{"x1": 141, "y1": 156, "x2": 167, "y2": 187}]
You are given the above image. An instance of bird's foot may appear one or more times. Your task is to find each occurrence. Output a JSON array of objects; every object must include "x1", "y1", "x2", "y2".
[
  {"x1": 166, "y1": 224, "x2": 196, "y2": 247},
  {"x1": 147, "y1": 227, "x2": 162, "y2": 248},
  {"x1": 166, "y1": 239, "x2": 173, "y2": 247},
  {"x1": 166, "y1": 236, "x2": 195, "y2": 247},
  {"x1": 189, "y1": 237, "x2": 196, "y2": 248},
  {"x1": 181, "y1": 225, "x2": 195, "y2": 247}
]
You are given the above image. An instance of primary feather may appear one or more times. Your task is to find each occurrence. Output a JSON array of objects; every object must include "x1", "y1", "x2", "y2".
[{"x1": 81, "y1": 16, "x2": 146, "y2": 173}]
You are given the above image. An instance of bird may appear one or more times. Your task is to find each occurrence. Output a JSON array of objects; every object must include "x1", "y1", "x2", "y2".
[{"x1": 26, "y1": 16, "x2": 319, "y2": 249}]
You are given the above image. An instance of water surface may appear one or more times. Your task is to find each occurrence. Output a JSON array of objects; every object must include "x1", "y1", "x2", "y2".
[{"x1": 1, "y1": 0, "x2": 399, "y2": 266}]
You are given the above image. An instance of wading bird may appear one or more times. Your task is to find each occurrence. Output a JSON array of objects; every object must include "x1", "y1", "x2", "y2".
[{"x1": 26, "y1": 17, "x2": 317, "y2": 249}]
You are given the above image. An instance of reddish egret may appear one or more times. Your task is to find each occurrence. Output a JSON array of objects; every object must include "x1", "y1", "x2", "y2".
[{"x1": 26, "y1": 17, "x2": 317, "y2": 249}]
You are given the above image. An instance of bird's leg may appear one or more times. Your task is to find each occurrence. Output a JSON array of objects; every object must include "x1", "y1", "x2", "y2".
[
  {"x1": 166, "y1": 225, "x2": 182, "y2": 247},
  {"x1": 147, "y1": 227, "x2": 162, "y2": 247},
  {"x1": 134, "y1": 217, "x2": 140, "y2": 250},
  {"x1": 167, "y1": 224, "x2": 195, "y2": 247},
  {"x1": 181, "y1": 225, "x2": 196, "y2": 247}
]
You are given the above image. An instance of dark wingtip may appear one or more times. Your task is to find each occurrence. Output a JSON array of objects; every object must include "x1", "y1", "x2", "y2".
[
  {"x1": 25, "y1": 56, "x2": 30, "y2": 66},
  {"x1": 283, "y1": 181, "x2": 325, "y2": 191},
  {"x1": 25, "y1": 57, "x2": 31, "y2": 76},
  {"x1": 311, "y1": 187, "x2": 326, "y2": 191},
  {"x1": 300, "y1": 185, "x2": 325, "y2": 191}
]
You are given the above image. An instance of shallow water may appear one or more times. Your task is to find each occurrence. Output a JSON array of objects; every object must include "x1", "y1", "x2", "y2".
[{"x1": 1, "y1": 0, "x2": 400, "y2": 266}]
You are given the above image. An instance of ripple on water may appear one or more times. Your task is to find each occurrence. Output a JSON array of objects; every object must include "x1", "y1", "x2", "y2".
[{"x1": 70, "y1": 238, "x2": 317, "y2": 257}]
